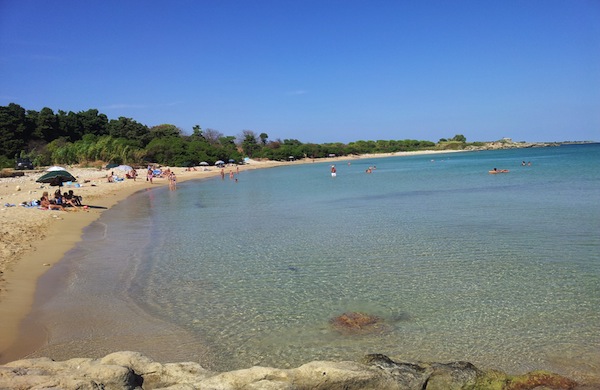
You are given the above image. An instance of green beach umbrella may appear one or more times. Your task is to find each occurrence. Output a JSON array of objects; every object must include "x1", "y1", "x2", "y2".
[{"x1": 36, "y1": 170, "x2": 77, "y2": 187}]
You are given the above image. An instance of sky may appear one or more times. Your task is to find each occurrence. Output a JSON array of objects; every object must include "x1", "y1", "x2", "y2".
[{"x1": 1, "y1": 0, "x2": 599, "y2": 144}]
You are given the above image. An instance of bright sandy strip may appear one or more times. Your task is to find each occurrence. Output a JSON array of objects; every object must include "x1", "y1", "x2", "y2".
[{"x1": 0, "y1": 150, "x2": 458, "y2": 363}]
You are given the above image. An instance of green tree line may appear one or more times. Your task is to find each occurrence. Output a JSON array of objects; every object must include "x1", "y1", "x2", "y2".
[{"x1": 0, "y1": 103, "x2": 466, "y2": 168}]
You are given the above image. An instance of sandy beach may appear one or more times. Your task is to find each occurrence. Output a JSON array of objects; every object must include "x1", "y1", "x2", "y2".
[{"x1": 0, "y1": 150, "x2": 459, "y2": 363}]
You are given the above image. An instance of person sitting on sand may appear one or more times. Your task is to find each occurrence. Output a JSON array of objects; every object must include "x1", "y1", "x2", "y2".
[
  {"x1": 40, "y1": 191, "x2": 64, "y2": 211},
  {"x1": 62, "y1": 192, "x2": 78, "y2": 207},
  {"x1": 67, "y1": 190, "x2": 83, "y2": 206},
  {"x1": 53, "y1": 190, "x2": 64, "y2": 205}
]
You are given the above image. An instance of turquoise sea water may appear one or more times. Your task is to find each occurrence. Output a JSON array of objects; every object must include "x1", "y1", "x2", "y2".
[{"x1": 29, "y1": 144, "x2": 600, "y2": 380}]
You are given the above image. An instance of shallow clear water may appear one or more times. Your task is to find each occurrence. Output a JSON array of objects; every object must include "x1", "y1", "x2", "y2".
[{"x1": 33, "y1": 144, "x2": 600, "y2": 380}]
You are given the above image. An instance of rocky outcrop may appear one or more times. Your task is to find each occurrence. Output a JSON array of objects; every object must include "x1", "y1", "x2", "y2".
[
  {"x1": 0, "y1": 351, "x2": 587, "y2": 390},
  {"x1": 464, "y1": 141, "x2": 562, "y2": 151}
]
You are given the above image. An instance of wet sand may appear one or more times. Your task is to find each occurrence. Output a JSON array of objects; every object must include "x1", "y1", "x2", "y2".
[{"x1": 0, "y1": 160, "x2": 288, "y2": 362}]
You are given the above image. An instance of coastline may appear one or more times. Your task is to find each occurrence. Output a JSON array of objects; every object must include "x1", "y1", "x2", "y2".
[
  {"x1": 0, "y1": 159, "x2": 281, "y2": 362},
  {"x1": 0, "y1": 150, "x2": 461, "y2": 363}
]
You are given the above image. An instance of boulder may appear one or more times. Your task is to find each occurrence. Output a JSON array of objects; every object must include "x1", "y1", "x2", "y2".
[{"x1": 0, "y1": 351, "x2": 585, "y2": 390}]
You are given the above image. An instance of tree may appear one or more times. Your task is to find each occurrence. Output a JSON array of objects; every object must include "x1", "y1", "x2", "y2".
[
  {"x1": 187, "y1": 138, "x2": 212, "y2": 164},
  {"x1": 203, "y1": 128, "x2": 223, "y2": 145},
  {"x1": 57, "y1": 110, "x2": 83, "y2": 141},
  {"x1": 108, "y1": 117, "x2": 151, "y2": 146},
  {"x1": 283, "y1": 138, "x2": 302, "y2": 146},
  {"x1": 348, "y1": 140, "x2": 375, "y2": 154},
  {"x1": 192, "y1": 125, "x2": 203, "y2": 138},
  {"x1": 144, "y1": 136, "x2": 187, "y2": 166},
  {"x1": 33, "y1": 107, "x2": 58, "y2": 142},
  {"x1": 300, "y1": 143, "x2": 322, "y2": 159},
  {"x1": 149, "y1": 124, "x2": 181, "y2": 139},
  {"x1": 241, "y1": 130, "x2": 260, "y2": 157},
  {"x1": 0, "y1": 103, "x2": 29, "y2": 160},
  {"x1": 217, "y1": 135, "x2": 239, "y2": 161},
  {"x1": 1, "y1": 102, "x2": 453, "y2": 167},
  {"x1": 259, "y1": 132, "x2": 269, "y2": 145},
  {"x1": 78, "y1": 109, "x2": 108, "y2": 136}
]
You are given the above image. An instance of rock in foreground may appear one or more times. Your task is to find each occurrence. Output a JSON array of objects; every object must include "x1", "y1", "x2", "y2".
[{"x1": 0, "y1": 351, "x2": 585, "y2": 390}]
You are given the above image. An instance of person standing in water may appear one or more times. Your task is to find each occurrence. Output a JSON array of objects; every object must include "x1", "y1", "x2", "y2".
[{"x1": 331, "y1": 165, "x2": 337, "y2": 177}]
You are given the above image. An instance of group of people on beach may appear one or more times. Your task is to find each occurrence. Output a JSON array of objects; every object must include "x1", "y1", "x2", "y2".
[
  {"x1": 125, "y1": 168, "x2": 137, "y2": 181},
  {"x1": 39, "y1": 188, "x2": 83, "y2": 210},
  {"x1": 144, "y1": 166, "x2": 177, "y2": 189},
  {"x1": 220, "y1": 167, "x2": 239, "y2": 182},
  {"x1": 107, "y1": 168, "x2": 138, "y2": 182}
]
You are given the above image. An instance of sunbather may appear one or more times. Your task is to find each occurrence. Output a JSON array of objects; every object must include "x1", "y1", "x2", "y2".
[
  {"x1": 53, "y1": 191, "x2": 64, "y2": 205},
  {"x1": 40, "y1": 191, "x2": 64, "y2": 211},
  {"x1": 67, "y1": 190, "x2": 83, "y2": 206},
  {"x1": 62, "y1": 192, "x2": 78, "y2": 207}
]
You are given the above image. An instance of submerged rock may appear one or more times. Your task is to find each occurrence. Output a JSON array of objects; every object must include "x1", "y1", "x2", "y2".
[{"x1": 330, "y1": 311, "x2": 388, "y2": 335}]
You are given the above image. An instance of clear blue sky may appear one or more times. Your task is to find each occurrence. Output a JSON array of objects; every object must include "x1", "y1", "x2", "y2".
[{"x1": 1, "y1": 0, "x2": 599, "y2": 143}]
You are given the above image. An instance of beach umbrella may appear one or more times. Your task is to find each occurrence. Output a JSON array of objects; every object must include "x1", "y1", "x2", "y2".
[
  {"x1": 46, "y1": 166, "x2": 66, "y2": 171},
  {"x1": 115, "y1": 164, "x2": 133, "y2": 172},
  {"x1": 215, "y1": 160, "x2": 225, "y2": 166},
  {"x1": 199, "y1": 161, "x2": 209, "y2": 166},
  {"x1": 106, "y1": 163, "x2": 119, "y2": 169},
  {"x1": 36, "y1": 170, "x2": 77, "y2": 187}
]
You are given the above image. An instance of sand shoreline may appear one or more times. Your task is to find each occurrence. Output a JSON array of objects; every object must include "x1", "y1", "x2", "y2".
[{"x1": 0, "y1": 150, "x2": 459, "y2": 363}]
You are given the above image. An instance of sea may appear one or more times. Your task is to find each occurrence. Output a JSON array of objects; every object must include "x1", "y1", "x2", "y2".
[{"x1": 25, "y1": 144, "x2": 600, "y2": 381}]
